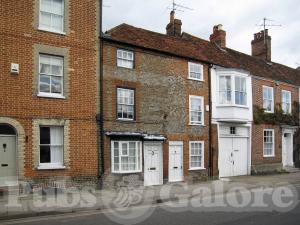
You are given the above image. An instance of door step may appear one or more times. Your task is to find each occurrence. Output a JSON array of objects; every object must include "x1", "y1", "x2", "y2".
[{"x1": 284, "y1": 167, "x2": 300, "y2": 173}]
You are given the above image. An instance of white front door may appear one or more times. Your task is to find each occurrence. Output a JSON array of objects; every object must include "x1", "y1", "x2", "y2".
[
  {"x1": 219, "y1": 136, "x2": 249, "y2": 177},
  {"x1": 169, "y1": 142, "x2": 183, "y2": 182},
  {"x1": 282, "y1": 132, "x2": 294, "y2": 167},
  {"x1": 0, "y1": 136, "x2": 17, "y2": 186},
  {"x1": 144, "y1": 142, "x2": 163, "y2": 186}
]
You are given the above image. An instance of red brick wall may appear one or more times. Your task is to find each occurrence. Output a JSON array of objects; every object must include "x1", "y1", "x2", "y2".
[
  {"x1": 0, "y1": 0, "x2": 98, "y2": 181},
  {"x1": 252, "y1": 77, "x2": 299, "y2": 166}
]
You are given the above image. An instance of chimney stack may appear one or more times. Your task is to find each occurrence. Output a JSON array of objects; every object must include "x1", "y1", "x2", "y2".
[
  {"x1": 251, "y1": 29, "x2": 271, "y2": 61},
  {"x1": 210, "y1": 24, "x2": 226, "y2": 48},
  {"x1": 166, "y1": 11, "x2": 182, "y2": 37}
]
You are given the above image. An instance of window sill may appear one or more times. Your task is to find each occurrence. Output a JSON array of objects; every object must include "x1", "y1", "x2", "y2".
[
  {"x1": 216, "y1": 104, "x2": 249, "y2": 109},
  {"x1": 117, "y1": 65, "x2": 134, "y2": 70},
  {"x1": 264, "y1": 110, "x2": 274, "y2": 114},
  {"x1": 112, "y1": 171, "x2": 142, "y2": 174},
  {"x1": 263, "y1": 155, "x2": 275, "y2": 158},
  {"x1": 37, "y1": 165, "x2": 66, "y2": 170},
  {"x1": 188, "y1": 77, "x2": 204, "y2": 82},
  {"x1": 38, "y1": 27, "x2": 66, "y2": 36},
  {"x1": 117, "y1": 119, "x2": 135, "y2": 123},
  {"x1": 37, "y1": 93, "x2": 66, "y2": 99},
  {"x1": 189, "y1": 123, "x2": 205, "y2": 127},
  {"x1": 189, "y1": 167, "x2": 206, "y2": 171}
]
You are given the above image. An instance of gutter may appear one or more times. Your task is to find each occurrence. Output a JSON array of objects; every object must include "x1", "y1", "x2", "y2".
[{"x1": 208, "y1": 64, "x2": 213, "y2": 178}]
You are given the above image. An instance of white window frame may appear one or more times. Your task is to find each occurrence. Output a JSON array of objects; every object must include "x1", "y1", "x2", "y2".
[
  {"x1": 218, "y1": 75, "x2": 248, "y2": 107},
  {"x1": 117, "y1": 88, "x2": 135, "y2": 121},
  {"x1": 189, "y1": 141, "x2": 205, "y2": 170},
  {"x1": 111, "y1": 141, "x2": 142, "y2": 173},
  {"x1": 117, "y1": 49, "x2": 134, "y2": 69},
  {"x1": 188, "y1": 62, "x2": 204, "y2": 81},
  {"x1": 38, "y1": 54, "x2": 64, "y2": 98},
  {"x1": 39, "y1": 0, "x2": 65, "y2": 34},
  {"x1": 281, "y1": 90, "x2": 292, "y2": 114},
  {"x1": 263, "y1": 86, "x2": 274, "y2": 113},
  {"x1": 39, "y1": 126, "x2": 64, "y2": 169},
  {"x1": 263, "y1": 129, "x2": 275, "y2": 157},
  {"x1": 189, "y1": 95, "x2": 204, "y2": 125},
  {"x1": 234, "y1": 76, "x2": 247, "y2": 106}
]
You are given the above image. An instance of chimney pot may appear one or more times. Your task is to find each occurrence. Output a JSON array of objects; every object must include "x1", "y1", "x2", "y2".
[{"x1": 210, "y1": 24, "x2": 226, "y2": 48}]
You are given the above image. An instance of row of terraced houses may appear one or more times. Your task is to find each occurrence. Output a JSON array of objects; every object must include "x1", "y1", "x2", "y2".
[{"x1": 1, "y1": 0, "x2": 300, "y2": 188}]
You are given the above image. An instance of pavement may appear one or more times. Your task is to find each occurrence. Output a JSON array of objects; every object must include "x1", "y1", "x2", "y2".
[{"x1": 0, "y1": 172, "x2": 300, "y2": 222}]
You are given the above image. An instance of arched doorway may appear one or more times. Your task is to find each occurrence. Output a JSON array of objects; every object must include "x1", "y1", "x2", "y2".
[{"x1": 0, "y1": 124, "x2": 17, "y2": 186}]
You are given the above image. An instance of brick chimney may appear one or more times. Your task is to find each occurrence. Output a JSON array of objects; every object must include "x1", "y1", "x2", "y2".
[
  {"x1": 166, "y1": 11, "x2": 182, "y2": 37},
  {"x1": 251, "y1": 29, "x2": 271, "y2": 61},
  {"x1": 210, "y1": 24, "x2": 226, "y2": 48}
]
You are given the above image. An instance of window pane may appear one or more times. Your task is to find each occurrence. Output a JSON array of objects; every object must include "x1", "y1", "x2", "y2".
[
  {"x1": 51, "y1": 146, "x2": 62, "y2": 164},
  {"x1": 40, "y1": 127, "x2": 50, "y2": 144},
  {"x1": 51, "y1": 76, "x2": 62, "y2": 94},
  {"x1": 40, "y1": 12, "x2": 51, "y2": 28},
  {"x1": 40, "y1": 63, "x2": 51, "y2": 74},
  {"x1": 51, "y1": 64, "x2": 63, "y2": 76},
  {"x1": 50, "y1": 127, "x2": 63, "y2": 145},
  {"x1": 40, "y1": 0, "x2": 52, "y2": 13},
  {"x1": 122, "y1": 143, "x2": 128, "y2": 155},
  {"x1": 52, "y1": 14, "x2": 63, "y2": 31},
  {"x1": 40, "y1": 75, "x2": 51, "y2": 93},
  {"x1": 40, "y1": 145, "x2": 51, "y2": 163},
  {"x1": 191, "y1": 98, "x2": 201, "y2": 111},
  {"x1": 52, "y1": 0, "x2": 63, "y2": 15}
]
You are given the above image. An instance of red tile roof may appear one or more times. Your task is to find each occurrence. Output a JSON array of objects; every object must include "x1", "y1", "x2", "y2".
[{"x1": 104, "y1": 23, "x2": 300, "y2": 86}]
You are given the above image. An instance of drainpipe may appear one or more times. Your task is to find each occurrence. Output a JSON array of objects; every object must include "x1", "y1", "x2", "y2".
[
  {"x1": 208, "y1": 64, "x2": 213, "y2": 178},
  {"x1": 97, "y1": 0, "x2": 104, "y2": 189}
]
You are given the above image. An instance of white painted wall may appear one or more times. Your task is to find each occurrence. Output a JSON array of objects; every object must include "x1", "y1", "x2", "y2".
[{"x1": 211, "y1": 66, "x2": 253, "y2": 123}]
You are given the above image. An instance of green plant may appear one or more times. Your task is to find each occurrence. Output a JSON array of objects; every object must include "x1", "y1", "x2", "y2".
[{"x1": 253, "y1": 101, "x2": 299, "y2": 126}]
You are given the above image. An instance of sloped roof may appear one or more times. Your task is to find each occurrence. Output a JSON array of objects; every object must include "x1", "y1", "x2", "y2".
[{"x1": 104, "y1": 23, "x2": 300, "y2": 86}]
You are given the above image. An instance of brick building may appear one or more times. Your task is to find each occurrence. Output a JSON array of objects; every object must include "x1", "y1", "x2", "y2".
[
  {"x1": 101, "y1": 12, "x2": 214, "y2": 186},
  {"x1": 0, "y1": 0, "x2": 99, "y2": 187},
  {"x1": 102, "y1": 12, "x2": 300, "y2": 186}
]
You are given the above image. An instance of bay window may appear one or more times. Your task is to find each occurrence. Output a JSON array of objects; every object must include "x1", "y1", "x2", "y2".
[
  {"x1": 111, "y1": 141, "x2": 142, "y2": 173},
  {"x1": 218, "y1": 75, "x2": 247, "y2": 106}
]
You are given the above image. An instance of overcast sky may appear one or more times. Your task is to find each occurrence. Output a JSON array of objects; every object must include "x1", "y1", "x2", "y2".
[{"x1": 103, "y1": 0, "x2": 300, "y2": 68}]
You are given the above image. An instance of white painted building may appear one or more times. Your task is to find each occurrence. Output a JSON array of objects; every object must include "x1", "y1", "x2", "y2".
[{"x1": 211, "y1": 66, "x2": 253, "y2": 177}]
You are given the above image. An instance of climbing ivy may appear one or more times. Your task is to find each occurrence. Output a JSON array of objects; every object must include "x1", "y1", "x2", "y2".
[{"x1": 253, "y1": 102, "x2": 299, "y2": 126}]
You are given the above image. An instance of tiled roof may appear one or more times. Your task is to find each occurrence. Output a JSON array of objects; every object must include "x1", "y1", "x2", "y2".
[{"x1": 104, "y1": 23, "x2": 300, "y2": 86}]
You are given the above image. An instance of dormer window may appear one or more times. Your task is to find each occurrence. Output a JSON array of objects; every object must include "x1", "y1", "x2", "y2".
[
  {"x1": 117, "y1": 49, "x2": 134, "y2": 69},
  {"x1": 188, "y1": 62, "x2": 203, "y2": 81}
]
